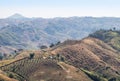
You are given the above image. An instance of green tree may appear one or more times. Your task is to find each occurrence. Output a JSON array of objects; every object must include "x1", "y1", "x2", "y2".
[
  {"x1": 60, "y1": 56, "x2": 65, "y2": 62},
  {"x1": 40, "y1": 45, "x2": 48, "y2": 49},
  {"x1": 57, "y1": 53, "x2": 60, "y2": 58},
  {"x1": 49, "y1": 43, "x2": 54, "y2": 48},
  {"x1": 109, "y1": 77, "x2": 118, "y2": 81},
  {"x1": 113, "y1": 27, "x2": 116, "y2": 31},
  {"x1": 56, "y1": 41, "x2": 61, "y2": 45},
  {"x1": 29, "y1": 53, "x2": 35, "y2": 59},
  {"x1": 9, "y1": 73, "x2": 14, "y2": 78},
  {"x1": 0, "y1": 53, "x2": 3, "y2": 60}
]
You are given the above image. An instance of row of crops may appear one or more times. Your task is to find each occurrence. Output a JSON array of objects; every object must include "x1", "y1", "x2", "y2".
[{"x1": 0, "y1": 56, "x2": 56, "y2": 81}]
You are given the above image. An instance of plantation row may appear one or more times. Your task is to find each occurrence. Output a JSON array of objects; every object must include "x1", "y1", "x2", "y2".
[{"x1": 0, "y1": 56, "x2": 57, "y2": 81}]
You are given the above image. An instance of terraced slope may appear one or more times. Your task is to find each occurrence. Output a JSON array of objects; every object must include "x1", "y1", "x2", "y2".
[{"x1": 0, "y1": 57, "x2": 92, "y2": 81}]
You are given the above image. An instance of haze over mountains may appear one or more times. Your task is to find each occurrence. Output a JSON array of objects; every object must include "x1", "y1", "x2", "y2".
[{"x1": 1, "y1": 14, "x2": 120, "y2": 54}]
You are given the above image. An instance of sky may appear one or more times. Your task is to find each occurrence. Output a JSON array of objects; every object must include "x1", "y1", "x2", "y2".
[{"x1": 0, "y1": 0, "x2": 120, "y2": 18}]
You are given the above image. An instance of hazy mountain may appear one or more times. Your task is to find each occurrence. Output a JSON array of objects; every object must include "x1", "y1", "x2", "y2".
[
  {"x1": 7, "y1": 13, "x2": 26, "y2": 19},
  {"x1": 1, "y1": 15, "x2": 120, "y2": 53}
]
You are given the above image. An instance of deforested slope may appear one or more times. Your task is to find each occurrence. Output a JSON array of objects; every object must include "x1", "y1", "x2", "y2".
[
  {"x1": 51, "y1": 37, "x2": 120, "y2": 80},
  {"x1": 0, "y1": 57, "x2": 92, "y2": 81}
]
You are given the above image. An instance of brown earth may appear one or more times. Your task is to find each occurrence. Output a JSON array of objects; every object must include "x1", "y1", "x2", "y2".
[
  {"x1": 51, "y1": 37, "x2": 120, "y2": 79},
  {"x1": 28, "y1": 60, "x2": 92, "y2": 81}
]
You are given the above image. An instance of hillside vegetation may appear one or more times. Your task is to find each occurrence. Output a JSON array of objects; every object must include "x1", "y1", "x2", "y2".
[{"x1": 89, "y1": 29, "x2": 120, "y2": 51}]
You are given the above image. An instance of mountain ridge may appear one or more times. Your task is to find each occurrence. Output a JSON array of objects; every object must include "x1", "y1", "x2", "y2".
[{"x1": 1, "y1": 17, "x2": 120, "y2": 54}]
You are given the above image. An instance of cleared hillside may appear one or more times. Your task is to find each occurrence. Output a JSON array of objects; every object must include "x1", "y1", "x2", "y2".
[
  {"x1": 1, "y1": 36, "x2": 120, "y2": 81},
  {"x1": 51, "y1": 37, "x2": 120, "y2": 80},
  {"x1": 0, "y1": 56, "x2": 92, "y2": 81}
]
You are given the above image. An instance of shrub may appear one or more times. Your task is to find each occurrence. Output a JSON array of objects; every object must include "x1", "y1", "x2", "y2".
[
  {"x1": 56, "y1": 54, "x2": 60, "y2": 58},
  {"x1": 56, "y1": 41, "x2": 61, "y2": 45},
  {"x1": 40, "y1": 45, "x2": 48, "y2": 49},
  {"x1": 108, "y1": 77, "x2": 119, "y2": 81},
  {"x1": 81, "y1": 68, "x2": 107, "y2": 81},
  {"x1": 49, "y1": 43, "x2": 54, "y2": 48},
  {"x1": 0, "y1": 79, "x2": 4, "y2": 81},
  {"x1": 29, "y1": 53, "x2": 35, "y2": 59},
  {"x1": 9, "y1": 73, "x2": 14, "y2": 78},
  {"x1": 0, "y1": 55, "x2": 3, "y2": 60},
  {"x1": 60, "y1": 56, "x2": 65, "y2": 62}
]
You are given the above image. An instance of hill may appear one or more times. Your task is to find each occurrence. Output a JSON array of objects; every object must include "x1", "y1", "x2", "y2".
[
  {"x1": 1, "y1": 33, "x2": 120, "y2": 80},
  {"x1": 89, "y1": 29, "x2": 120, "y2": 51},
  {"x1": 0, "y1": 57, "x2": 92, "y2": 81},
  {"x1": 1, "y1": 17, "x2": 120, "y2": 54},
  {"x1": 51, "y1": 37, "x2": 120, "y2": 80}
]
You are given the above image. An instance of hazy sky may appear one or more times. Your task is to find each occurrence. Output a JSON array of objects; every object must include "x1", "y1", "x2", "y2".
[{"x1": 0, "y1": 0, "x2": 120, "y2": 18}]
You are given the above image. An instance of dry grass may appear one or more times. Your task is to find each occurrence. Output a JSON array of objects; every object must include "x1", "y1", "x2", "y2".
[
  {"x1": 52, "y1": 37, "x2": 120, "y2": 79},
  {"x1": 14, "y1": 50, "x2": 42, "y2": 59},
  {"x1": 0, "y1": 59, "x2": 15, "y2": 67},
  {"x1": 28, "y1": 60, "x2": 92, "y2": 81},
  {"x1": 58, "y1": 62, "x2": 92, "y2": 81},
  {"x1": 1, "y1": 37, "x2": 120, "y2": 81}
]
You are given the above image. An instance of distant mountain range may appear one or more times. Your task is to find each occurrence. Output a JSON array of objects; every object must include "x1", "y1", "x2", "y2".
[{"x1": 1, "y1": 14, "x2": 120, "y2": 54}]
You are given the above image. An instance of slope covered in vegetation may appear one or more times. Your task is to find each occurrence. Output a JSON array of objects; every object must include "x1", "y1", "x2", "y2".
[{"x1": 89, "y1": 29, "x2": 120, "y2": 51}]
